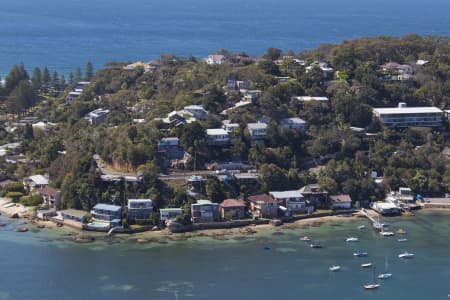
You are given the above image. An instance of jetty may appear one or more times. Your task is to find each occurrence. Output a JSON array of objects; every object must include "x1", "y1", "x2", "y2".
[{"x1": 359, "y1": 209, "x2": 384, "y2": 231}]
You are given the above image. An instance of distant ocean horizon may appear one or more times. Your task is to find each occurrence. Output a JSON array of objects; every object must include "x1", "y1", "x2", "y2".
[{"x1": 1, "y1": 0, "x2": 449, "y2": 76}]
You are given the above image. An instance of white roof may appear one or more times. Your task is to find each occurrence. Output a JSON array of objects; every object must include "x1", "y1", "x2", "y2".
[
  {"x1": 373, "y1": 202, "x2": 398, "y2": 209},
  {"x1": 184, "y1": 105, "x2": 205, "y2": 110},
  {"x1": 269, "y1": 190, "x2": 304, "y2": 199},
  {"x1": 373, "y1": 107, "x2": 443, "y2": 115},
  {"x1": 28, "y1": 175, "x2": 49, "y2": 185},
  {"x1": 248, "y1": 123, "x2": 267, "y2": 130},
  {"x1": 282, "y1": 117, "x2": 306, "y2": 124},
  {"x1": 207, "y1": 128, "x2": 228, "y2": 135},
  {"x1": 295, "y1": 96, "x2": 329, "y2": 101},
  {"x1": 128, "y1": 198, "x2": 152, "y2": 203}
]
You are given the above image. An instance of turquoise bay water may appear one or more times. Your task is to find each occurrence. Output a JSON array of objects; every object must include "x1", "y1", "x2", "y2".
[
  {"x1": 1, "y1": 0, "x2": 450, "y2": 75},
  {"x1": 0, "y1": 211, "x2": 449, "y2": 299}
]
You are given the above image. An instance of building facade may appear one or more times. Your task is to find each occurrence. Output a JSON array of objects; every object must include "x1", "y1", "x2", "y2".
[{"x1": 373, "y1": 103, "x2": 443, "y2": 128}]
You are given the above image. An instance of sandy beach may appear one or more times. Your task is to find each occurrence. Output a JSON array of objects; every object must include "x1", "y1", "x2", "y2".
[{"x1": 0, "y1": 197, "x2": 30, "y2": 218}]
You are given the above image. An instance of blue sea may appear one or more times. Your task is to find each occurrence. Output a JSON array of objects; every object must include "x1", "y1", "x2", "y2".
[
  {"x1": 0, "y1": 210, "x2": 449, "y2": 299},
  {"x1": 0, "y1": 0, "x2": 449, "y2": 76}
]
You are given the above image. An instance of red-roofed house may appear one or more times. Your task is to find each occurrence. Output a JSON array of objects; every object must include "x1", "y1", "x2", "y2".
[
  {"x1": 329, "y1": 194, "x2": 352, "y2": 210},
  {"x1": 37, "y1": 186, "x2": 61, "y2": 208},
  {"x1": 219, "y1": 199, "x2": 246, "y2": 220},
  {"x1": 247, "y1": 194, "x2": 278, "y2": 218}
]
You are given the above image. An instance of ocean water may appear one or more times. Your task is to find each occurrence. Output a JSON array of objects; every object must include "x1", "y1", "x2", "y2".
[
  {"x1": 0, "y1": 0, "x2": 449, "y2": 76},
  {"x1": 0, "y1": 210, "x2": 449, "y2": 300}
]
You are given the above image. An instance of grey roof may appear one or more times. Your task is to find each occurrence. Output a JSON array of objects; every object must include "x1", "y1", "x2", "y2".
[
  {"x1": 93, "y1": 203, "x2": 122, "y2": 212},
  {"x1": 269, "y1": 190, "x2": 304, "y2": 199}
]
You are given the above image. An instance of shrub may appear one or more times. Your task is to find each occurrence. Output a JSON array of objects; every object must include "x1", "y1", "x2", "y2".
[
  {"x1": 6, "y1": 191, "x2": 24, "y2": 202},
  {"x1": 19, "y1": 195, "x2": 44, "y2": 206}
]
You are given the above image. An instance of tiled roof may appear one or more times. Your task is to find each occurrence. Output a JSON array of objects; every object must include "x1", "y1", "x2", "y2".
[
  {"x1": 220, "y1": 199, "x2": 246, "y2": 208},
  {"x1": 247, "y1": 194, "x2": 277, "y2": 203}
]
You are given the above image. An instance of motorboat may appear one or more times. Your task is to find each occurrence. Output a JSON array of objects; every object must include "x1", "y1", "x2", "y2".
[
  {"x1": 353, "y1": 251, "x2": 368, "y2": 257},
  {"x1": 364, "y1": 283, "x2": 380, "y2": 290},
  {"x1": 378, "y1": 273, "x2": 392, "y2": 279},
  {"x1": 398, "y1": 252, "x2": 414, "y2": 259},
  {"x1": 300, "y1": 236, "x2": 311, "y2": 241},
  {"x1": 397, "y1": 238, "x2": 408, "y2": 242},
  {"x1": 329, "y1": 265, "x2": 341, "y2": 272},
  {"x1": 310, "y1": 243, "x2": 323, "y2": 248},
  {"x1": 358, "y1": 225, "x2": 366, "y2": 229},
  {"x1": 361, "y1": 263, "x2": 373, "y2": 268},
  {"x1": 345, "y1": 237, "x2": 359, "y2": 242},
  {"x1": 380, "y1": 231, "x2": 395, "y2": 236}
]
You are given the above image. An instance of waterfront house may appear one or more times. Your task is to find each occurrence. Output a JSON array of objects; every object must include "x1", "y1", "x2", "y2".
[
  {"x1": 247, "y1": 194, "x2": 278, "y2": 218},
  {"x1": 91, "y1": 203, "x2": 122, "y2": 226},
  {"x1": 247, "y1": 122, "x2": 268, "y2": 141},
  {"x1": 37, "y1": 186, "x2": 61, "y2": 208},
  {"x1": 329, "y1": 194, "x2": 352, "y2": 210},
  {"x1": 160, "y1": 208, "x2": 183, "y2": 222},
  {"x1": 219, "y1": 199, "x2": 246, "y2": 220},
  {"x1": 84, "y1": 108, "x2": 110, "y2": 126},
  {"x1": 269, "y1": 190, "x2": 306, "y2": 213},
  {"x1": 281, "y1": 117, "x2": 307, "y2": 131},
  {"x1": 127, "y1": 199, "x2": 153, "y2": 223},
  {"x1": 397, "y1": 187, "x2": 414, "y2": 202},
  {"x1": 373, "y1": 103, "x2": 443, "y2": 128},
  {"x1": 191, "y1": 200, "x2": 219, "y2": 223},
  {"x1": 59, "y1": 209, "x2": 87, "y2": 223},
  {"x1": 23, "y1": 174, "x2": 49, "y2": 192},
  {"x1": 371, "y1": 202, "x2": 402, "y2": 215},
  {"x1": 206, "y1": 54, "x2": 226, "y2": 65},
  {"x1": 207, "y1": 129, "x2": 230, "y2": 146},
  {"x1": 299, "y1": 184, "x2": 329, "y2": 208}
]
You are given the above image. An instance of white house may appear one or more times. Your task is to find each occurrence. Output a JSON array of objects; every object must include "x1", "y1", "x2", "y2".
[
  {"x1": 206, "y1": 54, "x2": 226, "y2": 65},
  {"x1": 183, "y1": 105, "x2": 208, "y2": 120},
  {"x1": 269, "y1": 190, "x2": 306, "y2": 212},
  {"x1": 127, "y1": 199, "x2": 153, "y2": 222},
  {"x1": 281, "y1": 117, "x2": 307, "y2": 131},
  {"x1": 207, "y1": 129, "x2": 230, "y2": 146},
  {"x1": 247, "y1": 122, "x2": 267, "y2": 141},
  {"x1": 373, "y1": 103, "x2": 443, "y2": 128},
  {"x1": 84, "y1": 108, "x2": 110, "y2": 126},
  {"x1": 23, "y1": 174, "x2": 49, "y2": 192}
]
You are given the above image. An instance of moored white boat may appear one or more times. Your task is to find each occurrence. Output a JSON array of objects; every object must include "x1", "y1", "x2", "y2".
[
  {"x1": 310, "y1": 243, "x2": 323, "y2": 248},
  {"x1": 361, "y1": 263, "x2": 373, "y2": 268},
  {"x1": 377, "y1": 273, "x2": 392, "y2": 279},
  {"x1": 364, "y1": 283, "x2": 380, "y2": 290},
  {"x1": 345, "y1": 237, "x2": 359, "y2": 242},
  {"x1": 353, "y1": 251, "x2": 368, "y2": 257},
  {"x1": 380, "y1": 231, "x2": 395, "y2": 236},
  {"x1": 300, "y1": 236, "x2": 311, "y2": 241},
  {"x1": 398, "y1": 252, "x2": 414, "y2": 259},
  {"x1": 358, "y1": 225, "x2": 366, "y2": 229},
  {"x1": 397, "y1": 238, "x2": 408, "y2": 242},
  {"x1": 329, "y1": 265, "x2": 341, "y2": 272}
]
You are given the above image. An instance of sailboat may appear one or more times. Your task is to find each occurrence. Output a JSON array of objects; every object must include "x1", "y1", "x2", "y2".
[
  {"x1": 378, "y1": 257, "x2": 392, "y2": 279},
  {"x1": 364, "y1": 267, "x2": 381, "y2": 290}
]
